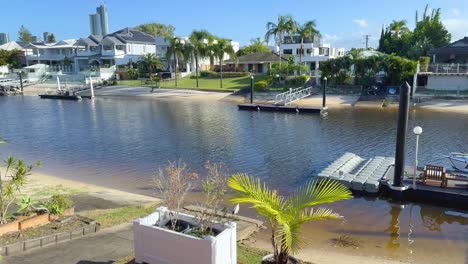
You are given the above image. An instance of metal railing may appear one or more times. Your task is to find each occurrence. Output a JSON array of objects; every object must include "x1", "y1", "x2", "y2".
[
  {"x1": 274, "y1": 86, "x2": 313, "y2": 106},
  {"x1": 423, "y1": 64, "x2": 468, "y2": 74}
]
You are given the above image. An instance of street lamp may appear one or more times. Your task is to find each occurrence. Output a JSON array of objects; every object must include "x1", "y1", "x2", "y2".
[
  {"x1": 412, "y1": 126, "x2": 423, "y2": 189},
  {"x1": 250, "y1": 75, "x2": 254, "y2": 104},
  {"x1": 322, "y1": 76, "x2": 327, "y2": 108}
]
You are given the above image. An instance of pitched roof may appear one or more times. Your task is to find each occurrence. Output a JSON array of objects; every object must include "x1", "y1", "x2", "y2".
[
  {"x1": 432, "y1": 37, "x2": 468, "y2": 55},
  {"x1": 0, "y1": 41, "x2": 26, "y2": 51},
  {"x1": 75, "y1": 37, "x2": 100, "y2": 47},
  {"x1": 108, "y1": 28, "x2": 155, "y2": 44},
  {"x1": 225, "y1": 52, "x2": 290, "y2": 63},
  {"x1": 102, "y1": 36, "x2": 125, "y2": 45}
]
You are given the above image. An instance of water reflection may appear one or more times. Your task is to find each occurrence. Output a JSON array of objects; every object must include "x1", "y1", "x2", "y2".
[{"x1": 0, "y1": 96, "x2": 467, "y2": 262}]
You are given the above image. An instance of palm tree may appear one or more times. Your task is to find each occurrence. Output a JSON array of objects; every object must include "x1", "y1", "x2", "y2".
[
  {"x1": 296, "y1": 20, "x2": 320, "y2": 74},
  {"x1": 138, "y1": 53, "x2": 163, "y2": 79},
  {"x1": 189, "y1": 30, "x2": 212, "y2": 88},
  {"x1": 214, "y1": 38, "x2": 236, "y2": 88},
  {"x1": 265, "y1": 15, "x2": 297, "y2": 73},
  {"x1": 166, "y1": 37, "x2": 185, "y2": 87},
  {"x1": 229, "y1": 174, "x2": 352, "y2": 264},
  {"x1": 389, "y1": 20, "x2": 410, "y2": 38}
]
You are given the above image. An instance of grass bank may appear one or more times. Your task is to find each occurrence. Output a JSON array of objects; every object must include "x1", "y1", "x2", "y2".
[{"x1": 118, "y1": 75, "x2": 268, "y2": 92}]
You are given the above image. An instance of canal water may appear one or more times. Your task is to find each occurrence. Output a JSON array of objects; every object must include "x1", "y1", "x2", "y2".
[{"x1": 1, "y1": 96, "x2": 467, "y2": 263}]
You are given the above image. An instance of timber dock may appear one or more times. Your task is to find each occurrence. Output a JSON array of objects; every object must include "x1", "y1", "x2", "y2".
[
  {"x1": 238, "y1": 104, "x2": 323, "y2": 114},
  {"x1": 317, "y1": 153, "x2": 468, "y2": 209}
]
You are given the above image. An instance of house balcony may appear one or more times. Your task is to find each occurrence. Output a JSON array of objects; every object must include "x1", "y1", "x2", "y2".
[
  {"x1": 76, "y1": 50, "x2": 100, "y2": 57},
  {"x1": 26, "y1": 54, "x2": 71, "y2": 61},
  {"x1": 423, "y1": 63, "x2": 468, "y2": 74},
  {"x1": 101, "y1": 49, "x2": 125, "y2": 57}
]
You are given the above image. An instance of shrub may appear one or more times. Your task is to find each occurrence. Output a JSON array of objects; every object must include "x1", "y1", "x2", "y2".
[
  {"x1": 254, "y1": 80, "x2": 269, "y2": 92},
  {"x1": 287, "y1": 75, "x2": 309, "y2": 87},
  {"x1": 127, "y1": 68, "x2": 139, "y2": 80},
  {"x1": 44, "y1": 194, "x2": 74, "y2": 215},
  {"x1": 197, "y1": 71, "x2": 250, "y2": 79}
]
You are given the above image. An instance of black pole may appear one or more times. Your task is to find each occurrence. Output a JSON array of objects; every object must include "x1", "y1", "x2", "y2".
[
  {"x1": 393, "y1": 82, "x2": 410, "y2": 188},
  {"x1": 250, "y1": 76, "x2": 254, "y2": 104},
  {"x1": 322, "y1": 79, "x2": 327, "y2": 107}
]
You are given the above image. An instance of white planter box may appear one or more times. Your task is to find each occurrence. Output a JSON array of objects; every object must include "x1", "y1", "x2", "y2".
[{"x1": 134, "y1": 207, "x2": 236, "y2": 264}]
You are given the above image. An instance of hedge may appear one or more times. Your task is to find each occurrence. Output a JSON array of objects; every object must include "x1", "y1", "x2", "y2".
[
  {"x1": 254, "y1": 81, "x2": 269, "y2": 92},
  {"x1": 190, "y1": 71, "x2": 250, "y2": 79}
]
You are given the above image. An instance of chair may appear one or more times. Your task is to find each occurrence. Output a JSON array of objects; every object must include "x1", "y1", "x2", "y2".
[{"x1": 422, "y1": 165, "x2": 447, "y2": 188}]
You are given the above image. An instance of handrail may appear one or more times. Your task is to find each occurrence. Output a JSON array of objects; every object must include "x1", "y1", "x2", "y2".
[{"x1": 274, "y1": 86, "x2": 313, "y2": 106}]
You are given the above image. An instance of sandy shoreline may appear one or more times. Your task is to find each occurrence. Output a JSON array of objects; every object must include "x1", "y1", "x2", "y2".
[{"x1": 21, "y1": 84, "x2": 468, "y2": 114}]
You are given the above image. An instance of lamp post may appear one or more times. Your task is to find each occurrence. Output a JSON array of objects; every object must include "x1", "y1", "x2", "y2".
[
  {"x1": 322, "y1": 76, "x2": 327, "y2": 108},
  {"x1": 412, "y1": 126, "x2": 423, "y2": 189},
  {"x1": 250, "y1": 75, "x2": 254, "y2": 104}
]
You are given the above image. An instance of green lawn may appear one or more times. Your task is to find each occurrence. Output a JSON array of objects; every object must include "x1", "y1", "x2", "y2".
[{"x1": 118, "y1": 75, "x2": 267, "y2": 92}]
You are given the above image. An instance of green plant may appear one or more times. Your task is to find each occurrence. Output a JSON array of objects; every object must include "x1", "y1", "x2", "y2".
[
  {"x1": 382, "y1": 98, "x2": 390, "y2": 107},
  {"x1": 228, "y1": 175, "x2": 352, "y2": 264},
  {"x1": 0, "y1": 157, "x2": 40, "y2": 224},
  {"x1": 127, "y1": 68, "x2": 139, "y2": 80},
  {"x1": 152, "y1": 161, "x2": 199, "y2": 231},
  {"x1": 17, "y1": 196, "x2": 38, "y2": 215},
  {"x1": 287, "y1": 75, "x2": 309, "y2": 87},
  {"x1": 44, "y1": 194, "x2": 73, "y2": 215},
  {"x1": 254, "y1": 80, "x2": 269, "y2": 92}
]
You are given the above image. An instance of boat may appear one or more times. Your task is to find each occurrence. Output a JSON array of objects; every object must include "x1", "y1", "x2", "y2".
[{"x1": 447, "y1": 152, "x2": 468, "y2": 173}]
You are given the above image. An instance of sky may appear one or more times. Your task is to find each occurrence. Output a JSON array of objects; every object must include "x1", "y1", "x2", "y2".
[{"x1": 1, "y1": 0, "x2": 467, "y2": 50}]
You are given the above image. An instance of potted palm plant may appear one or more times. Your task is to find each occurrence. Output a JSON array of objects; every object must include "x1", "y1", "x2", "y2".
[{"x1": 228, "y1": 174, "x2": 352, "y2": 264}]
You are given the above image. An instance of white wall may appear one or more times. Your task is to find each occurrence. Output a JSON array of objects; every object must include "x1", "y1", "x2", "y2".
[{"x1": 427, "y1": 75, "x2": 468, "y2": 91}]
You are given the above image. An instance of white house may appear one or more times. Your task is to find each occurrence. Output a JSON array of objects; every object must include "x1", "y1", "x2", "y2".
[
  {"x1": 279, "y1": 35, "x2": 345, "y2": 74},
  {"x1": 26, "y1": 40, "x2": 77, "y2": 71},
  {"x1": 74, "y1": 28, "x2": 156, "y2": 73}
]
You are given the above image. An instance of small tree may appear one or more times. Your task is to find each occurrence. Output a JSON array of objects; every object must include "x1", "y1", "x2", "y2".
[
  {"x1": 229, "y1": 175, "x2": 352, "y2": 264},
  {"x1": 48, "y1": 33, "x2": 56, "y2": 43},
  {"x1": 18, "y1": 25, "x2": 32, "y2": 42},
  {"x1": 152, "y1": 161, "x2": 198, "y2": 231},
  {"x1": 0, "y1": 157, "x2": 41, "y2": 224}
]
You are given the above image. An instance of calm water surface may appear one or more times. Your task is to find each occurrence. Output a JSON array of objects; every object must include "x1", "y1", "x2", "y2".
[{"x1": 1, "y1": 96, "x2": 467, "y2": 263}]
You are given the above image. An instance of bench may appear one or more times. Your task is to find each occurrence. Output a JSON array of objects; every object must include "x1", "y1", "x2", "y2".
[{"x1": 422, "y1": 165, "x2": 447, "y2": 188}]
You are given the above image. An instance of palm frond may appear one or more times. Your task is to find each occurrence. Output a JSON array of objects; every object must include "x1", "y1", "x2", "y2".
[
  {"x1": 228, "y1": 174, "x2": 284, "y2": 220},
  {"x1": 289, "y1": 179, "x2": 352, "y2": 211}
]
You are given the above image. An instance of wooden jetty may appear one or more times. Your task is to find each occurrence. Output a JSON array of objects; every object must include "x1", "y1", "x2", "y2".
[
  {"x1": 317, "y1": 153, "x2": 468, "y2": 209},
  {"x1": 238, "y1": 104, "x2": 323, "y2": 114}
]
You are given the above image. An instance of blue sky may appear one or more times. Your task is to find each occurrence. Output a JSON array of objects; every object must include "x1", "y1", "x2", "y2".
[{"x1": 1, "y1": 0, "x2": 467, "y2": 49}]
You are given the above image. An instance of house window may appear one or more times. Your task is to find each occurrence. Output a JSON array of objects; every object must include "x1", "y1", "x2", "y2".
[
  {"x1": 306, "y1": 49, "x2": 312, "y2": 54},
  {"x1": 90, "y1": 46, "x2": 98, "y2": 51},
  {"x1": 116, "y1": 45, "x2": 124, "y2": 50},
  {"x1": 103, "y1": 45, "x2": 113, "y2": 50},
  {"x1": 296, "y1": 49, "x2": 304, "y2": 55},
  {"x1": 283, "y1": 49, "x2": 293, "y2": 55}
]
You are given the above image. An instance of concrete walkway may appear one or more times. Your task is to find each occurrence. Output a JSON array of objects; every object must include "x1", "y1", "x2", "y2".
[{"x1": 5, "y1": 223, "x2": 134, "y2": 264}]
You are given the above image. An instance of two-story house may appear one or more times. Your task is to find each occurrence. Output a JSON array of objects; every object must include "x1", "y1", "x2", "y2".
[
  {"x1": 74, "y1": 28, "x2": 156, "y2": 73},
  {"x1": 280, "y1": 35, "x2": 345, "y2": 74}
]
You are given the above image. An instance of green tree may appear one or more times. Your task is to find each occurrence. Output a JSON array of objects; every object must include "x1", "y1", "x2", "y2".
[
  {"x1": 134, "y1": 23, "x2": 175, "y2": 38},
  {"x1": 137, "y1": 53, "x2": 163, "y2": 79},
  {"x1": 18, "y1": 25, "x2": 32, "y2": 42},
  {"x1": 296, "y1": 20, "x2": 320, "y2": 74},
  {"x1": 48, "y1": 33, "x2": 56, "y2": 43},
  {"x1": 229, "y1": 174, "x2": 352, "y2": 264},
  {"x1": 0, "y1": 157, "x2": 41, "y2": 224},
  {"x1": 0, "y1": 49, "x2": 22, "y2": 68},
  {"x1": 189, "y1": 30, "x2": 213, "y2": 88},
  {"x1": 213, "y1": 38, "x2": 236, "y2": 88},
  {"x1": 265, "y1": 15, "x2": 297, "y2": 73},
  {"x1": 166, "y1": 37, "x2": 186, "y2": 87},
  {"x1": 412, "y1": 5, "x2": 451, "y2": 57},
  {"x1": 389, "y1": 20, "x2": 410, "y2": 38},
  {"x1": 236, "y1": 38, "x2": 271, "y2": 56}
]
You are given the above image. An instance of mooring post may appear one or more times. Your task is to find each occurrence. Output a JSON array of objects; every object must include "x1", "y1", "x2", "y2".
[
  {"x1": 18, "y1": 72, "x2": 23, "y2": 93},
  {"x1": 322, "y1": 77, "x2": 327, "y2": 108},
  {"x1": 392, "y1": 82, "x2": 411, "y2": 191},
  {"x1": 250, "y1": 75, "x2": 254, "y2": 104}
]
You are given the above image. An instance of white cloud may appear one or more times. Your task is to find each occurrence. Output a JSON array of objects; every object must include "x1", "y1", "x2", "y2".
[
  {"x1": 352, "y1": 19, "x2": 368, "y2": 28},
  {"x1": 443, "y1": 18, "x2": 468, "y2": 41}
]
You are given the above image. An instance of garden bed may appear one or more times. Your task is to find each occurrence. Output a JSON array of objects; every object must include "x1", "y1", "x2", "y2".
[{"x1": 0, "y1": 215, "x2": 99, "y2": 256}]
